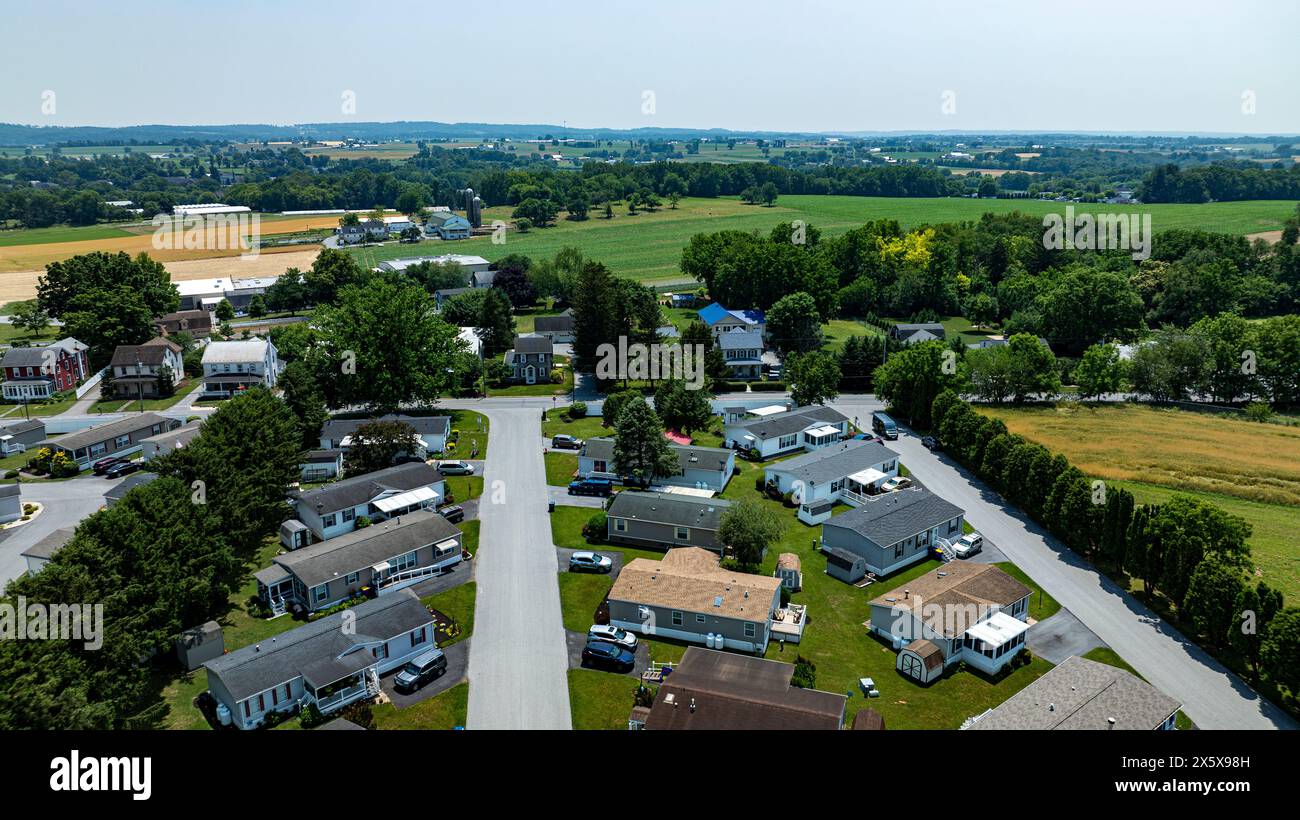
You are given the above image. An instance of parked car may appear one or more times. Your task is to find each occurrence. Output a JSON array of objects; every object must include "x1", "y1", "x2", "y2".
[
  {"x1": 567, "y1": 478, "x2": 613, "y2": 497},
  {"x1": 92, "y1": 457, "x2": 127, "y2": 475},
  {"x1": 921, "y1": 436, "x2": 939, "y2": 450},
  {"x1": 103, "y1": 460, "x2": 140, "y2": 479},
  {"x1": 393, "y1": 453, "x2": 427, "y2": 465},
  {"x1": 880, "y1": 476, "x2": 913, "y2": 492},
  {"x1": 871, "y1": 411, "x2": 899, "y2": 440},
  {"x1": 588, "y1": 624, "x2": 638, "y2": 651},
  {"x1": 393, "y1": 648, "x2": 447, "y2": 693},
  {"x1": 569, "y1": 551, "x2": 613, "y2": 573},
  {"x1": 437, "y1": 460, "x2": 474, "y2": 475},
  {"x1": 582, "y1": 640, "x2": 635, "y2": 672},
  {"x1": 953, "y1": 532, "x2": 984, "y2": 558},
  {"x1": 551, "y1": 434, "x2": 584, "y2": 450},
  {"x1": 439, "y1": 505, "x2": 465, "y2": 524}
]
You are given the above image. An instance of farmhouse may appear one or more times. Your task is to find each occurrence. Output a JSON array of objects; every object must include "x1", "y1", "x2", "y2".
[
  {"x1": 605, "y1": 491, "x2": 732, "y2": 553},
  {"x1": 41, "y1": 413, "x2": 182, "y2": 468},
  {"x1": 723, "y1": 404, "x2": 849, "y2": 458},
  {"x1": 203, "y1": 589, "x2": 434, "y2": 729},
  {"x1": 762, "y1": 438, "x2": 900, "y2": 523},
  {"x1": 630, "y1": 648, "x2": 847, "y2": 730},
  {"x1": 963, "y1": 655, "x2": 1180, "y2": 731},
  {"x1": 697, "y1": 303, "x2": 766, "y2": 339},
  {"x1": 200, "y1": 337, "x2": 278, "y2": 397},
  {"x1": 717, "y1": 329, "x2": 765, "y2": 380},
  {"x1": 424, "y1": 211, "x2": 472, "y2": 239},
  {"x1": 318, "y1": 414, "x2": 451, "y2": 458},
  {"x1": 820, "y1": 487, "x2": 965, "y2": 577},
  {"x1": 504, "y1": 336, "x2": 553, "y2": 384},
  {"x1": 868, "y1": 562, "x2": 1031, "y2": 684},
  {"x1": 287, "y1": 462, "x2": 445, "y2": 546},
  {"x1": 154, "y1": 310, "x2": 214, "y2": 338},
  {"x1": 578, "y1": 437, "x2": 735, "y2": 492},
  {"x1": 254, "y1": 509, "x2": 462, "y2": 616},
  {"x1": 1, "y1": 338, "x2": 92, "y2": 401},
  {"x1": 107, "y1": 337, "x2": 185, "y2": 399},
  {"x1": 608, "y1": 547, "x2": 785, "y2": 653}
]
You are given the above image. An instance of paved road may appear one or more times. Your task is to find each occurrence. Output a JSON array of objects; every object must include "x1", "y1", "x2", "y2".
[
  {"x1": 828, "y1": 396, "x2": 1295, "y2": 730},
  {"x1": 464, "y1": 407, "x2": 572, "y2": 729},
  {"x1": 0, "y1": 477, "x2": 113, "y2": 585}
]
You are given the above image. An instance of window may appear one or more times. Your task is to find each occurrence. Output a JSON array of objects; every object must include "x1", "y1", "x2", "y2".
[
  {"x1": 671, "y1": 611, "x2": 683, "y2": 626},
  {"x1": 675, "y1": 526, "x2": 689, "y2": 541},
  {"x1": 696, "y1": 614, "x2": 706, "y2": 624},
  {"x1": 894, "y1": 543, "x2": 904, "y2": 559},
  {"x1": 411, "y1": 626, "x2": 427, "y2": 646},
  {"x1": 257, "y1": 693, "x2": 265, "y2": 712},
  {"x1": 243, "y1": 701, "x2": 251, "y2": 719},
  {"x1": 613, "y1": 518, "x2": 626, "y2": 532},
  {"x1": 322, "y1": 513, "x2": 337, "y2": 529},
  {"x1": 312, "y1": 585, "x2": 328, "y2": 603},
  {"x1": 342, "y1": 508, "x2": 355, "y2": 523},
  {"x1": 346, "y1": 572, "x2": 359, "y2": 585},
  {"x1": 744, "y1": 623, "x2": 756, "y2": 638},
  {"x1": 395, "y1": 550, "x2": 418, "y2": 572},
  {"x1": 373, "y1": 642, "x2": 389, "y2": 660},
  {"x1": 271, "y1": 687, "x2": 279, "y2": 706},
  {"x1": 283, "y1": 684, "x2": 291, "y2": 702},
  {"x1": 778, "y1": 434, "x2": 798, "y2": 450}
]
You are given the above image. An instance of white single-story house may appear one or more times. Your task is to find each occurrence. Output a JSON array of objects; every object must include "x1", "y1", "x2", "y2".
[
  {"x1": 286, "y1": 462, "x2": 445, "y2": 546},
  {"x1": 867, "y1": 562, "x2": 1031, "y2": 684},
  {"x1": 318, "y1": 414, "x2": 451, "y2": 458},
  {"x1": 578, "y1": 437, "x2": 735, "y2": 492},
  {"x1": 761, "y1": 438, "x2": 900, "y2": 523},
  {"x1": 723, "y1": 405, "x2": 849, "y2": 458}
]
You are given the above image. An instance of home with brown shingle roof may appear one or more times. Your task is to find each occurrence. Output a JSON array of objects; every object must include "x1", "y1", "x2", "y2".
[
  {"x1": 607, "y1": 547, "x2": 783, "y2": 654},
  {"x1": 867, "y1": 562, "x2": 1032, "y2": 684},
  {"x1": 108, "y1": 336, "x2": 185, "y2": 398}
]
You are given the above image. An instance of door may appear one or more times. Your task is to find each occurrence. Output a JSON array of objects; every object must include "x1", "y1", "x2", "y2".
[{"x1": 525, "y1": 365, "x2": 536, "y2": 385}]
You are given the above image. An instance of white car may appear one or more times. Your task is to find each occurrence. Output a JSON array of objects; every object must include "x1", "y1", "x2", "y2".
[
  {"x1": 953, "y1": 533, "x2": 984, "y2": 558},
  {"x1": 880, "y1": 476, "x2": 913, "y2": 492},
  {"x1": 587, "y1": 624, "x2": 638, "y2": 650}
]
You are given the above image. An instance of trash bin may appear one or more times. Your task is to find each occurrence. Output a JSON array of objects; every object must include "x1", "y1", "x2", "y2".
[{"x1": 548, "y1": 500, "x2": 556, "y2": 513}]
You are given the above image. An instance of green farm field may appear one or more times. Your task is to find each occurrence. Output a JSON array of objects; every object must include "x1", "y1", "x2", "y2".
[{"x1": 345, "y1": 195, "x2": 1300, "y2": 286}]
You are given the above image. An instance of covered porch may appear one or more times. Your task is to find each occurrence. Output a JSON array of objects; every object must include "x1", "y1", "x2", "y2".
[
  {"x1": 841, "y1": 467, "x2": 889, "y2": 506},
  {"x1": 960, "y1": 612, "x2": 1030, "y2": 674},
  {"x1": 300, "y1": 653, "x2": 380, "y2": 715},
  {"x1": 2, "y1": 379, "x2": 56, "y2": 401},
  {"x1": 370, "y1": 486, "x2": 441, "y2": 520}
]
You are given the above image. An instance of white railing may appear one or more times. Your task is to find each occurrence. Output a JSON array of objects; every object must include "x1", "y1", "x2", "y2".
[
  {"x1": 840, "y1": 488, "x2": 870, "y2": 507},
  {"x1": 313, "y1": 681, "x2": 370, "y2": 713}
]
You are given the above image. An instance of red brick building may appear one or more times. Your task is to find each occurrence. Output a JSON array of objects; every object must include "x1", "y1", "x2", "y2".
[{"x1": 1, "y1": 338, "x2": 92, "y2": 401}]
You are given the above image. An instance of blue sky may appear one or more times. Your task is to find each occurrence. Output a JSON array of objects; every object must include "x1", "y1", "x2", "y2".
[{"x1": 2, "y1": 0, "x2": 1297, "y2": 133}]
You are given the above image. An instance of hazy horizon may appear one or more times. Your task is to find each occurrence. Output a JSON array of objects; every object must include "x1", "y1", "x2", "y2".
[{"x1": 2, "y1": 0, "x2": 1298, "y2": 134}]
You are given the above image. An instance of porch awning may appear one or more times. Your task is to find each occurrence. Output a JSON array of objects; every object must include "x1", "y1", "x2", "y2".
[
  {"x1": 254, "y1": 564, "x2": 291, "y2": 587},
  {"x1": 373, "y1": 485, "x2": 440, "y2": 513},
  {"x1": 435, "y1": 538, "x2": 460, "y2": 552},
  {"x1": 371, "y1": 560, "x2": 391, "y2": 574},
  {"x1": 301, "y1": 651, "x2": 374, "y2": 691},
  {"x1": 964, "y1": 611, "x2": 1030, "y2": 648},
  {"x1": 806, "y1": 424, "x2": 841, "y2": 438},
  {"x1": 848, "y1": 467, "x2": 887, "y2": 486}
]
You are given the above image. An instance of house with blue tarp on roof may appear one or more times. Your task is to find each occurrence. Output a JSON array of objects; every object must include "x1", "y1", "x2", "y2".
[{"x1": 698, "y1": 303, "x2": 768, "y2": 379}]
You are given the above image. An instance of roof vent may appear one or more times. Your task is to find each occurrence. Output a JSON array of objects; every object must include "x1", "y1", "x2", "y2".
[
  {"x1": 689, "y1": 698, "x2": 696, "y2": 713},
  {"x1": 1048, "y1": 703, "x2": 1055, "y2": 712}
]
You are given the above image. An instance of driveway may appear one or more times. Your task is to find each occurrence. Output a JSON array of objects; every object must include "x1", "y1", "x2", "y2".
[
  {"x1": 379, "y1": 639, "x2": 470, "y2": 709},
  {"x1": 0, "y1": 477, "x2": 112, "y2": 585},
  {"x1": 829, "y1": 396, "x2": 1296, "y2": 730},
  {"x1": 547, "y1": 487, "x2": 604, "y2": 509},
  {"x1": 565, "y1": 629, "x2": 649, "y2": 677},
  {"x1": 1029, "y1": 610, "x2": 1106, "y2": 665},
  {"x1": 464, "y1": 407, "x2": 572, "y2": 729},
  {"x1": 555, "y1": 548, "x2": 624, "y2": 578}
]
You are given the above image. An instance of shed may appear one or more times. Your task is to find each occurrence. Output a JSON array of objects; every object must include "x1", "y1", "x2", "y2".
[
  {"x1": 775, "y1": 553, "x2": 803, "y2": 591},
  {"x1": 825, "y1": 546, "x2": 866, "y2": 585},
  {"x1": 852, "y1": 708, "x2": 887, "y2": 730},
  {"x1": 0, "y1": 483, "x2": 21, "y2": 525},
  {"x1": 897, "y1": 638, "x2": 945, "y2": 684},
  {"x1": 176, "y1": 621, "x2": 225, "y2": 671}
]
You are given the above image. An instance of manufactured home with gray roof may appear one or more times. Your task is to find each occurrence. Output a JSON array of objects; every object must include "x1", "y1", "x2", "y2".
[
  {"x1": 204, "y1": 589, "x2": 434, "y2": 729},
  {"x1": 41, "y1": 413, "x2": 181, "y2": 467},
  {"x1": 578, "y1": 437, "x2": 735, "y2": 492},
  {"x1": 288, "y1": 462, "x2": 445, "y2": 545},
  {"x1": 763, "y1": 438, "x2": 899, "y2": 523},
  {"x1": 821, "y1": 487, "x2": 964, "y2": 577},
  {"x1": 723, "y1": 405, "x2": 849, "y2": 458},
  {"x1": 605, "y1": 491, "x2": 732, "y2": 553}
]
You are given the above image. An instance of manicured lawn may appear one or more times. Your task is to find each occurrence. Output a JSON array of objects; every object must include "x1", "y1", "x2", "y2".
[
  {"x1": 489, "y1": 358, "x2": 574, "y2": 397},
  {"x1": 542, "y1": 407, "x2": 610, "y2": 440},
  {"x1": 459, "y1": 519, "x2": 480, "y2": 556},
  {"x1": 420, "y1": 581, "x2": 475, "y2": 647},
  {"x1": 544, "y1": 452, "x2": 578, "y2": 486},
  {"x1": 993, "y1": 561, "x2": 1061, "y2": 621},
  {"x1": 822, "y1": 318, "x2": 883, "y2": 353},
  {"x1": 558, "y1": 573, "x2": 611, "y2": 633},
  {"x1": 442, "y1": 474, "x2": 483, "y2": 504},
  {"x1": 21, "y1": 396, "x2": 80, "y2": 416},
  {"x1": 0, "y1": 323, "x2": 59, "y2": 345},
  {"x1": 567, "y1": 669, "x2": 639, "y2": 730},
  {"x1": 87, "y1": 377, "x2": 203, "y2": 413},
  {"x1": 372, "y1": 682, "x2": 469, "y2": 730},
  {"x1": 446, "y1": 409, "x2": 489, "y2": 459}
]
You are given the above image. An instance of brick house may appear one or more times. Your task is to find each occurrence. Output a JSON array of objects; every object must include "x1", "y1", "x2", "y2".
[{"x1": 1, "y1": 338, "x2": 92, "y2": 401}]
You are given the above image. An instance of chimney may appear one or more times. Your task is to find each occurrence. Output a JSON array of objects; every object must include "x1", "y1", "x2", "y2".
[{"x1": 904, "y1": 589, "x2": 910, "y2": 600}]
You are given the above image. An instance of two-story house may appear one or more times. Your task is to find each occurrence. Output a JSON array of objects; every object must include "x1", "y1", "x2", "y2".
[
  {"x1": 424, "y1": 211, "x2": 472, "y2": 239},
  {"x1": 200, "y1": 338, "x2": 278, "y2": 397},
  {"x1": 717, "y1": 329, "x2": 765, "y2": 380},
  {"x1": 284, "y1": 462, "x2": 446, "y2": 547},
  {"x1": 697, "y1": 303, "x2": 766, "y2": 340},
  {"x1": 820, "y1": 487, "x2": 965, "y2": 578},
  {"x1": 1, "y1": 338, "x2": 91, "y2": 401},
  {"x1": 107, "y1": 337, "x2": 185, "y2": 399},
  {"x1": 505, "y1": 336, "x2": 553, "y2": 385},
  {"x1": 255, "y1": 509, "x2": 462, "y2": 615},
  {"x1": 867, "y1": 562, "x2": 1031, "y2": 684}
]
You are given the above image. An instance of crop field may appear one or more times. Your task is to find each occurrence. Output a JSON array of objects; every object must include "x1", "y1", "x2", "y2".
[
  {"x1": 977, "y1": 403, "x2": 1300, "y2": 602},
  {"x1": 348, "y1": 195, "x2": 1300, "y2": 286}
]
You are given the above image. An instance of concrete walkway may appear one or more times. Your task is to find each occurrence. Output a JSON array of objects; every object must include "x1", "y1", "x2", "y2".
[{"x1": 464, "y1": 407, "x2": 572, "y2": 729}]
